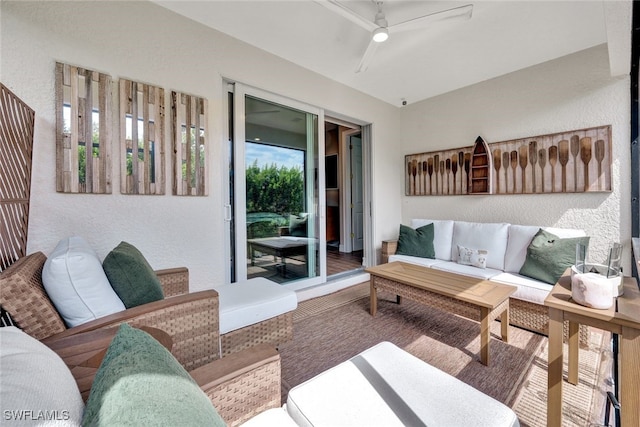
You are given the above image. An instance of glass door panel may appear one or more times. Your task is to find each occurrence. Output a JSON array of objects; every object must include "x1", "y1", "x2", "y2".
[{"x1": 234, "y1": 88, "x2": 325, "y2": 287}]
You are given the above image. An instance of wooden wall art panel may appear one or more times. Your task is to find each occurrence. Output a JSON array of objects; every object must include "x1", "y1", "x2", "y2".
[
  {"x1": 119, "y1": 79, "x2": 165, "y2": 195},
  {"x1": 405, "y1": 125, "x2": 612, "y2": 196},
  {"x1": 171, "y1": 91, "x2": 208, "y2": 196},
  {"x1": 55, "y1": 62, "x2": 112, "y2": 194}
]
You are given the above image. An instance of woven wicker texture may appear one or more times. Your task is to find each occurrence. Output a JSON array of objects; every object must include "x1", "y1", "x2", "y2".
[
  {"x1": 156, "y1": 267, "x2": 189, "y2": 297},
  {"x1": 0, "y1": 252, "x2": 66, "y2": 339},
  {"x1": 374, "y1": 276, "x2": 508, "y2": 323},
  {"x1": 204, "y1": 358, "x2": 281, "y2": 426},
  {"x1": 124, "y1": 295, "x2": 220, "y2": 370},
  {"x1": 510, "y1": 297, "x2": 589, "y2": 346},
  {"x1": 221, "y1": 312, "x2": 293, "y2": 357},
  {"x1": 0, "y1": 83, "x2": 35, "y2": 272}
]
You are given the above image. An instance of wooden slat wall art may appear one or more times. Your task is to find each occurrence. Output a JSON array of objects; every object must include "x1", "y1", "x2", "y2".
[
  {"x1": 489, "y1": 125, "x2": 612, "y2": 195},
  {"x1": 405, "y1": 125, "x2": 612, "y2": 196},
  {"x1": 171, "y1": 91, "x2": 208, "y2": 196},
  {"x1": 119, "y1": 80, "x2": 165, "y2": 195},
  {"x1": 55, "y1": 62, "x2": 112, "y2": 194},
  {"x1": 0, "y1": 83, "x2": 35, "y2": 271}
]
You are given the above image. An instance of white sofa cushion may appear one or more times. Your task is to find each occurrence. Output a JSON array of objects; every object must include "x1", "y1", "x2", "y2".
[
  {"x1": 286, "y1": 341, "x2": 519, "y2": 427},
  {"x1": 432, "y1": 261, "x2": 503, "y2": 280},
  {"x1": 0, "y1": 326, "x2": 84, "y2": 426},
  {"x1": 504, "y1": 225, "x2": 587, "y2": 274},
  {"x1": 215, "y1": 277, "x2": 298, "y2": 335},
  {"x1": 451, "y1": 221, "x2": 510, "y2": 270},
  {"x1": 42, "y1": 236, "x2": 126, "y2": 327},
  {"x1": 411, "y1": 219, "x2": 455, "y2": 261},
  {"x1": 388, "y1": 254, "x2": 443, "y2": 268},
  {"x1": 490, "y1": 272, "x2": 555, "y2": 305}
]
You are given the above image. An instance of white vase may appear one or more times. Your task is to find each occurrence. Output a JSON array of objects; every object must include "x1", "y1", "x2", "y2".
[{"x1": 570, "y1": 265, "x2": 621, "y2": 309}]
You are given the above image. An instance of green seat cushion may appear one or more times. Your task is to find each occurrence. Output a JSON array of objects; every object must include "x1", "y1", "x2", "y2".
[
  {"x1": 519, "y1": 229, "x2": 590, "y2": 284},
  {"x1": 396, "y1": 223, "x2": 435, "y2": 259},
  {"x1": 102, "y1": 242, "x2": 164, "y2": 308},
  {"x1": 82, "y1": 324, "x2": 225, "y2": 427}
]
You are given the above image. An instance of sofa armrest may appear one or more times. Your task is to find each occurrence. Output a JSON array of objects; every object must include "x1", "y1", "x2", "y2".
[
  {"x1": 155, "y1": 267, "x2": 189, "y2": 297},
  {"x1": 42, "y1": 290, "x2": 220, "y2": 370},
  {"x1": 191, "y1": 344, "x2": 281, "y2": 427},
  {"x1": 381, "y1": 239, "x2": 398, "y2": 264}
]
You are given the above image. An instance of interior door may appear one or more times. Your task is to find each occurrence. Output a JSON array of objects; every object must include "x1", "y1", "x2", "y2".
[
  {"x1": 350, "y1": 135, "x2": 364, "y2": 252},
  {"x1": 233, "y1": 84, "x2": 326, "y2": 289}
]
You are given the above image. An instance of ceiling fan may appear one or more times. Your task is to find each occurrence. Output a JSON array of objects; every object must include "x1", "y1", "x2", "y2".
[{"x1": 315, "y1": 1, "x2": 473, "y2": 73}]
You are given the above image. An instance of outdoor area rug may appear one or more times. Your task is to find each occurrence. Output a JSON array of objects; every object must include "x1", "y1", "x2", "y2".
[{"x1": 279, "y1": 283, "x2": 612, "y2": 427}]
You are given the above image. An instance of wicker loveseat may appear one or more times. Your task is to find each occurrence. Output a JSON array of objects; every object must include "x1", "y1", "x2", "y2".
[
  {"x1": 0, "y1": 251, "x2": 220, "y2": 370},
  {"x1": 383, "y1": 219, "x2": 591, "y2": 344}
]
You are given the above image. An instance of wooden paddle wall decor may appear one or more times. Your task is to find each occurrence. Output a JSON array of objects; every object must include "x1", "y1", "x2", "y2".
[{"x1": 405, "y1": 125, "x2": 612, "y2": 196}]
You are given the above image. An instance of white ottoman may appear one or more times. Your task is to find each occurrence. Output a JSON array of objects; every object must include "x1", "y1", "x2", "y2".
[
  {"x1": 285, "y1": 341, "x2": 520, "y2": 427},
  {"x1": 215, "y1": 278, "x2": 298, "y2": 356}
]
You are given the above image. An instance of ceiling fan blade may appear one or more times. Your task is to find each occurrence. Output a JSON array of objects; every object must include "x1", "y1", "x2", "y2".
[
  {"x1": 355, "y1": 38, "x2": 379, "y2": 74},
  {"x1": 313, "y1": 0, "x2": 377, "y2": 32},
  {"x1": 389, "y1": 4, "x2": 473, "y2": 34}
]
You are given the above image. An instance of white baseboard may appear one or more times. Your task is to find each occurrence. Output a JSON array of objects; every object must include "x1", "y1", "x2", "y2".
[{"x1": 295, "y1": 272, "x2": 369, "y2": 302}]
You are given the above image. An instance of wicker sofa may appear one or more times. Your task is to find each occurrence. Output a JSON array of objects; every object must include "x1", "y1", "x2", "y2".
[
  {"x1": 382, "y1": 219, "x2": 590, "y2": 343},
  {"x1": 0, "y1": 251, "x2": 219, "y2": 370}
]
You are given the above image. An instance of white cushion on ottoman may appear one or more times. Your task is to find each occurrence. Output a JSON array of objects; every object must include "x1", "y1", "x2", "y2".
[
  {"x1": 286, "y1": 341, "x2": 519, "y2": 427},
  {"x1": 215, "y1": 278, "x2": 298, "y2": 335}
]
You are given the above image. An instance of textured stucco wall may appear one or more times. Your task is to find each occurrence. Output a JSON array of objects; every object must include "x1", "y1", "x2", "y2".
[
  {"x1": 399, "y1": 45, "x2": 631, "y2": 273},
  {"x1": 1, "y1": 1, "x2": 401, "y2": 291}
]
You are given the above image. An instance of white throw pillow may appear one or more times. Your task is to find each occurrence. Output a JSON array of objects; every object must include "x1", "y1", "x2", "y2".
[
  {"x1": 451, "y1": 221, "x2": 509, "y2": 270},
  {"x1": 411, "y1": 219, "x2": 455, "y2": 261},
  {"x1": 0, "y1": 326, "x2": 84, "y2": 426},
  {"x1": 42, "y1": 236, "x2": 125, "y2": 327},
  {"x1": 457, "y1": 245, "x2": 488, "y2": 269}
]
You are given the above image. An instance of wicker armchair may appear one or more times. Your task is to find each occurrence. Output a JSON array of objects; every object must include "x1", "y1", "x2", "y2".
[
  {"x1": 0, "y1": 251, "x2": 220, "y2": 370},
  {"x1": 43, "y1": 326, "x2": 281, "y2": 426}
]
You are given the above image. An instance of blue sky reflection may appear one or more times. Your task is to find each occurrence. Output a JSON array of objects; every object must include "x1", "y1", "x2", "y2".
[{"x1": 246, "y1": 142, "x2": 304, "y2": 170}]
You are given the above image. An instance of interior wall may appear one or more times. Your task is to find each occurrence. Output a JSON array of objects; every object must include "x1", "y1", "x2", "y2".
[
  {"x1": 0, "y1": 1, "x2": 402, "y2": 291},
  {"x1": 399, "y1": 44, "x2": 632, "y2": 273}
]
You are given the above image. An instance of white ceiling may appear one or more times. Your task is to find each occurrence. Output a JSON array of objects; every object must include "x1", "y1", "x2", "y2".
[{"x1": 153, "y1": 1, "x2": 632, "y2": 107}]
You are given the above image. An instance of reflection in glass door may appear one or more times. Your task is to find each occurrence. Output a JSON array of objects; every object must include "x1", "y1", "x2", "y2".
[{"x1": 234, "y1": 87, "x2": 325, "y2": 288}]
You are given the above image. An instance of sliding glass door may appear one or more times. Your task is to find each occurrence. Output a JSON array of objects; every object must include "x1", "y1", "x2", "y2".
[{"x1": 232, "y1": 85, "x2": 326, "y2": 288}]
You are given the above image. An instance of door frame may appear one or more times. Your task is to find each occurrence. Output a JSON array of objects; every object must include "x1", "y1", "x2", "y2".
[
  {"x1": 340, "y1": 127, "x2": 362, "y2": 254},
  {"x1": 232, "y1": 83, "x2": 327, "y2": 289}
]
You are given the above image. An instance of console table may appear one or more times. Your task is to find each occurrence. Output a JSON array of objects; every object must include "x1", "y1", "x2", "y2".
[{"x1": 544, "y1": 273, "x2": 640, "y2": 426}]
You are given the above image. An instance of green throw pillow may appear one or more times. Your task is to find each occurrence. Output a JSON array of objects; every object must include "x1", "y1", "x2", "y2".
[
  {"x1": 289, "y1": 214, "x2": 308, "y2": 237},
  {"x1": 519, "y1": 229, "x2": 590, "y2": 284},
  {"x1": 396, "y1": 223, "x2": 435, "y2": 259},
  {"x1": 102, "y1": 241, "x2": 164, "y2": 308},
  {"x1": 82, "y1": 324, "x2": 225, "y2": 427}
]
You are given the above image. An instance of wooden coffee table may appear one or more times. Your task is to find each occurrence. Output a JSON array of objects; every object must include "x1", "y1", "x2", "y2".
[{"x1": 366, "y1": 261, "x2": 516, "y2": 365}]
